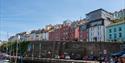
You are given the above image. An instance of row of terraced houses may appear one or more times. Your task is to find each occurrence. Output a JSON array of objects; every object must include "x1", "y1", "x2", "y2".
[{"x1": 8, "y1": 8, "x2": 125, "y2": 42}]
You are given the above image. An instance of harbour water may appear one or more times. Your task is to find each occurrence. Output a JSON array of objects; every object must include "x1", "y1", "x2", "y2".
[{"x1": 0, "y1": 59, "x2": 10, "y2": 63}]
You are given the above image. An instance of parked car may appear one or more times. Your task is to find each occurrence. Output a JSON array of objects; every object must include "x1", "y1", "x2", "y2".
[
  {"x1": 65, "y1": 55, "x2": 70, "y2": 59},
  {"x1": 54, "y1": 55, "x2": 60, "y2": 59},
  {"x1": 73, "y1": 54, "x2": 82, "y2": 60}
]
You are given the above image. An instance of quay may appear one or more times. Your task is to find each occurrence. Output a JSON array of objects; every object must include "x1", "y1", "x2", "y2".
[
  {"x1": 1, "y1": 41, "x2": 124, "y2": 63},
  {"x1": 9, "y1": 56, "x2": 99, "y2": 63}
]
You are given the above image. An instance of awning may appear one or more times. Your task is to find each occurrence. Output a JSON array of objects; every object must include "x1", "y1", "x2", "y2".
[
  {"x1": 120, "y1": 54, "x2": 125, "y2": 57},
  {"x1": 111, "y1": 50, "x2": 125, "y2": 57}
]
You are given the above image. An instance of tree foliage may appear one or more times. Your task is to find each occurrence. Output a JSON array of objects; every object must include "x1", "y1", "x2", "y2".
[{"x1": 0, "y1": 41, "x2": 30, "y2": 56}]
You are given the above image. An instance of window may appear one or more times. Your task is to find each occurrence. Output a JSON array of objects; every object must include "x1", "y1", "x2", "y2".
[
  {"x1": 98, "y1": 26, "x2": 100, "y2": 30},
  {"x1": 98, "y1": 32, "x2": 99, "y2": 35},
  {"x1": 114, "y1": 33, "x2": 117, "y2": 38},
  {"x1": 109, "y1": 34, "x2": 112, "y2": 39},
  {"x1": 91, "y1": 32, "x2": 93, "y2": 36},
  {"x1": 119, "y1": 27, "x2": 122, "y2": 31},
  {"x1": 114, "y1": 28, "x2": 116, "y2": 32},
  {"x1": 109, "y1": 29, "x2": 112, "y2": 33},
  {"x1": 91, "y1": 28, "x2": 93, "y2": 31},
  {"x1": 36, "y1": 35, "x2": 39, "y2": 37},
  {"x1": 119, "y1": 33, "x2": 122, "y2": 37},
  {"x1": 114, "y1": 39, "x2": 117, "y2": 42}
]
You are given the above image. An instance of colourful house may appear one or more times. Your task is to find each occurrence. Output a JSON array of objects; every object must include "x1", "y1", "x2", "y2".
[
  {"x1": 86, "y1": 8, "x2": 113, "y2": 42},
  {"x1": 79, "y1": 24, "x2": 88, "y2": 42},
  {"x1": 113, "y1": 9, "x2": 125, "y2": 19},
  {"x1": 106, "y1": 21, "x2": 125, "y2": 42}
]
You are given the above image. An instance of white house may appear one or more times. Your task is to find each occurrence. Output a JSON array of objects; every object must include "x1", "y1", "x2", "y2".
[
  {"x1": 41, "y1": 31, "x2": 49, "y2": 41},
  {"x1": 86, "y1": 8, "x2": 113, "y2": 42}
]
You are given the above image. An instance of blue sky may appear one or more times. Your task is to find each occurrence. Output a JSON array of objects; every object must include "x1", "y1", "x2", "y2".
[{"x1": 0, "y1": 0, "x2": 125, "y2": 41}]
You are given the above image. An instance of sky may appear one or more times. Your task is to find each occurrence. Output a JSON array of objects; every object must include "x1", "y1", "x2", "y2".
[{"x1": 0, "y1": 0, "x2": 125, "y2": 41}]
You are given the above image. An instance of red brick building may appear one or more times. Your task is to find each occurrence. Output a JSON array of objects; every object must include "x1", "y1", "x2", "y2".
[
  {"x1": 60, "y1": 23, "x2": 81, "y2": 41},
  {"x1": 79, "y1": 24, "x2": 88, "y2": 41},
  {"x1": 79, "y1": 31, "x2": 88, "y2": 41},
  {"x1": 49, "y1": 23, "x2": 77, "y2": 41},
  {"x1": 49, "y1": 25, "x2": 62, "y2": 41},
  {"x1": 75, "y1": 27, "x2": 80, "y2": 41},
  {"x1": 49, "y1": 20, "x2": 87, "y2": 41},
  {"x1": 60, "y1": 24, "x2": 74, "y2": 41},
  {"x1": 49, "y1": 28, "x2": 62, "y2": 41}
]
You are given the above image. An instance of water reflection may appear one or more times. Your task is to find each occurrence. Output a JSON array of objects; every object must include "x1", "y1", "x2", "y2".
[{"x1": 0, "y1": 60, "x2": 10, "y2": 63}]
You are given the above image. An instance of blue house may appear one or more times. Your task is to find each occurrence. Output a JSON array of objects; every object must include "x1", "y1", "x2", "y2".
[{"x1": 106, "y1": 21, "x2": 125, "y2": 42}]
